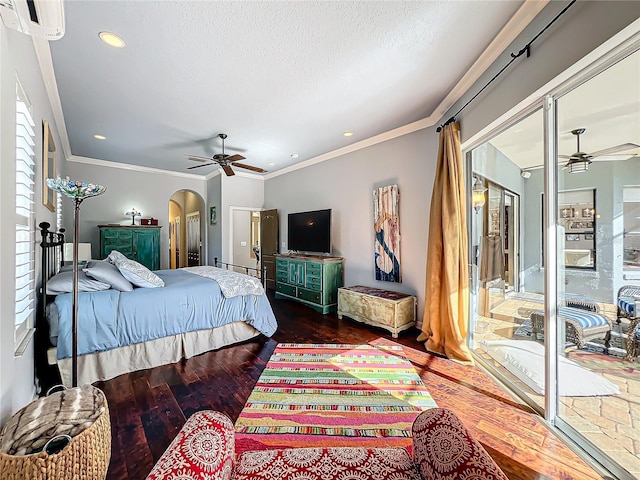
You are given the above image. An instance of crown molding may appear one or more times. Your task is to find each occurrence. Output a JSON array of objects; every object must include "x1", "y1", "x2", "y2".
[
  {"x1": 68, "y1": 155, "x2": 207, "y2": 180},
  {"x1": 32, "y1": 36, "x2": 72, "y2": 161},
  {"x1": 426, "y1": 0, "x2": 549, "y2": 127},
  {"x1": 264, "y1": 2, "x2": 545, "y2": 180}
]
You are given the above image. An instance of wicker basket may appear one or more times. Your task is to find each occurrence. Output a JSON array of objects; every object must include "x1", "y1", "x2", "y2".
[{"x1": 0, "y1": 388, "x2": 111, "y2": 480}]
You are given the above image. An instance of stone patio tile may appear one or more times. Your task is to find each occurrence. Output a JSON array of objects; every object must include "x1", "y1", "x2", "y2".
[
  {"x1": 572, "y1": 398, "x2": 603, "y2": 411},
  {"x1": 616, "y1": 423, "x2": 640, "y2": 441}
]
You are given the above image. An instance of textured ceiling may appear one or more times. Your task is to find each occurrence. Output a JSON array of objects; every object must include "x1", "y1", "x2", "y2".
[{"x1": 49, "y1": 0, "x2": 525, "y2": 176}]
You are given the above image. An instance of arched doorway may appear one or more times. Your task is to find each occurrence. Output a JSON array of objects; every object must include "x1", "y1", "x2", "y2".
[{"x1": 168, "y1": 190, "x2": 205, "y2": 268}]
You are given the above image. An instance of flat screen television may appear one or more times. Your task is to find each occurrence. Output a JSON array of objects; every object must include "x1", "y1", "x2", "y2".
[{"x1": 287, "y1": 209, "x2": 331, "y2": 254}]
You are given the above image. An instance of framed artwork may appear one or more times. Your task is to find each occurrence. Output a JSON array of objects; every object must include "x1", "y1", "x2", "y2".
[
  {"x1": 566, "y1": 234, "x2": 580, "y2": 241},
  {"x1": 373, "y1": 184, "x2": 401, "y2": 282},
  {"x1": 584, "y1": 234, "x2": 594, "y2": 240},
  {"x1": 209, "y1": 206, "x2": 217, "y2": 225},
  {"x1": 581, "y1": 207, "x2": 594, "y2": 218},
  {"x1": 43, "y1": 121, "x2": 56, "y2": 211}
]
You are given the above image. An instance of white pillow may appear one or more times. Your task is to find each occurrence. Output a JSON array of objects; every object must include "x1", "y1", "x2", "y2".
[
  {"x1": 46, "y1": 270, "x2": 111, "y2": 295},
  {"x1": 114, "y1": 257, "x2": 164, "y2": 288},
  {"x1": 83, "y1": 260, "x2": 134, "y2": 292},
  {"x1": 106, "y1": 249, "x2": 128, "y2": 264}
]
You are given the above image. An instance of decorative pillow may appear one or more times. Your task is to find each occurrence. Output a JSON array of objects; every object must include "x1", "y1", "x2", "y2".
[
  {"x1": 114, "y1": 257, "x2": 164, "y2": 288},
  {"x1": 46, "y1": 270, "x2": 111, "y2": 295},
  {"x1": 106, "y1": 249, "x2": 129, "y2": 264},
  {"x1": 83, "y1": 260, "x2": 134, "y2": 292}
]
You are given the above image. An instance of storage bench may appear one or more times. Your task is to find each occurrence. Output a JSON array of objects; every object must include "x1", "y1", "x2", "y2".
[{"x1": 337, "y1": 285, "x2": 416, "y2": 337}]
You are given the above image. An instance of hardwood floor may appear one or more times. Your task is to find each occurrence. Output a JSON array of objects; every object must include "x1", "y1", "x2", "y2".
[{"x1": 97, "y1": 291, "x2": 604, "y2": 480}]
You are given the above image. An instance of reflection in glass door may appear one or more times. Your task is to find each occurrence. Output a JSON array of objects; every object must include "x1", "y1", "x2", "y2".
[
  {"x1": 552, "y1": 48, "x2": 640, "y2": 478},
  {"x1": 468, "y1": 107, "x2": 547, "y2": 412},
  {"x1": 468, "y1": 47, "x2": 639, "y2": 479}
]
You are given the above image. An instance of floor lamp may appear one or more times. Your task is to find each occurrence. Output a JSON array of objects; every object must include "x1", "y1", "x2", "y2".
[{"x1": 47, "y1": 177, "x2": 106, "y2": 387}]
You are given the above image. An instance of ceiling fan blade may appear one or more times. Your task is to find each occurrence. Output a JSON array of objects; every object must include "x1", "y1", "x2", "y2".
[
  {"x1": 187, "y1": 155, "x2": 212, "y2": 162},
  {"x1": 187, "y1": 163, "x2": 214, "y2": 170},
  {"x1": 589, "y1": 142, "x2": 640, "y2": 157},
  {"x1": 233, "y1": 162, "x2": 266, "y2": 173},
  {"x1": 592, "y1": 154, "x2": 638, "y2": 162},
  {"x1": 226, "y1": 154, "x2": 246, "y2": 163},
  {"x1": 558, "y1": 155, "x2": 572, "y2": 159},
  {"x1": 223, "y1": 165, "x2": 235, "y2": 176}
]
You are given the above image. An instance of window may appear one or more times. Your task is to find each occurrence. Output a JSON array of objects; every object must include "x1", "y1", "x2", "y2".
[{"x1": 15, "y1": 81, "x2": 36, "y2": 354}]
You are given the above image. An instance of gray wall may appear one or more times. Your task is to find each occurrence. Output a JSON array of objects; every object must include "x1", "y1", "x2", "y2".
[
  {"x1": 63, "y1": 161, "x2": 206, "y2": 269},
  {"x1": 453, "y1": 1, "x2": 639, "y2": 145},
  {"x1": 265, "y1": 129, "x2": 438, "y2": 322},
  {"x1": 0, "y1": 26, "x2": 61, "y2": 423}
]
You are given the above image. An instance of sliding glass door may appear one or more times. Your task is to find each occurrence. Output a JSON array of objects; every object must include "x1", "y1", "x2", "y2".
[{"x1": 467, "y1": 46, "x2": 639, "y2": 479}]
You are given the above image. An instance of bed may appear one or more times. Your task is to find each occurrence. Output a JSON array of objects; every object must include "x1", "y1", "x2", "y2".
[{"x1": 38, "y1": 223, "x2": 277, "y2": 387}]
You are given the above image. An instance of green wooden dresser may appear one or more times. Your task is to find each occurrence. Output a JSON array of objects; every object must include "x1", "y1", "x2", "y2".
[
  {"x1": 275, "y1": 254, "x2": 344, "y2": 314},
  {"x1": 98, "y1": 225, "x2": 161, "y2": 270}
]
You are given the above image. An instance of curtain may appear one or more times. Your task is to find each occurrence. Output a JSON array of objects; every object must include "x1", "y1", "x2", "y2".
[{"x1": 418, "y1": 122, "x2": 474, "y2": 364}]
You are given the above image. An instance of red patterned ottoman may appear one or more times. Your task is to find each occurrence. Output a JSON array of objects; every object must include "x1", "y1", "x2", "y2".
[{"x1": 147, "y1": 408, "x2": 507, "y2": 480}]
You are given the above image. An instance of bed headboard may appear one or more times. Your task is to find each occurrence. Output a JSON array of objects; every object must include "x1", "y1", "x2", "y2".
[
  {"x1": 35, "y1": 221, "x2": 65, "y2": 394},
  {"x1": 39, "y1": 221, "x2": 65, "y2": 302}
]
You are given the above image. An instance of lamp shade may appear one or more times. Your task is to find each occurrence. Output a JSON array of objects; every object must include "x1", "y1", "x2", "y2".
[{"x1": 64, "y1": 243, "x2": 92, "y2": 263}]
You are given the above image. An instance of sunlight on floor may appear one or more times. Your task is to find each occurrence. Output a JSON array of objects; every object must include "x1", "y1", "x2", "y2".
[{"x1": 472, "y1": 294, "x2": 640, "y2": 476}]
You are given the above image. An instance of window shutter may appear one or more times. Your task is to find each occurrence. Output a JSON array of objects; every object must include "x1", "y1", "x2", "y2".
[{"x1": 15, "y1": 91, "x2": 36, "y2": 349}]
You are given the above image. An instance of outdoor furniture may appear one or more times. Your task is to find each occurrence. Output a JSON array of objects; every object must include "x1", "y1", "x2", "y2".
[
  {"x1": 530, "y1": 306, "x2": 611, "y2": 350},
  {"x1": 617, "y1": 285, "x2": 640, "y2": 360}
]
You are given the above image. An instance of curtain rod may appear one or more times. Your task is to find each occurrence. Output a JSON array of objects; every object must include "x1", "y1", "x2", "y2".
[{"x1": 436, "y1": 0, "x2": 577, "y2": 132}]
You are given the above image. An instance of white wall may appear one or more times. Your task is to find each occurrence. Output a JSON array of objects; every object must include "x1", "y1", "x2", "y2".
[
  {"x1": 63, "y1": 161, "x2": 206, "y2": 269},
  {"x1": 0, "y1": 29, "x2": 60, "y2": 424},
  {"x1": 221, "y1": 174, "x2": 264, "y2": 263},
  {"x1": 265, "y1": 129, "x2": 438, "y2": 322}
]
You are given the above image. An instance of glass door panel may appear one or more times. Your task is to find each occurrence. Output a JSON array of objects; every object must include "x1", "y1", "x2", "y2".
[
  {"x1": 469, "y1": 107, "x2": 546, "y2": 411},
  {"x1": 554, "y1": 49, "x2": 640, "y2": 478}
]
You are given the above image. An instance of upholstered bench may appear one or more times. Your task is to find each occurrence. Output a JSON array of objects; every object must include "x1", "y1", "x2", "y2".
[
  {"x1": 146, "y1": 408, "x2": 508, "y2": 480},
  {"x1": 530, "y1": 306, "x2": 611, "y2": 350}
]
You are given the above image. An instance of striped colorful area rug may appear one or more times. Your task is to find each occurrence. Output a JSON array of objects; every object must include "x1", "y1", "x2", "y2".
[{"x1": 234, "y1": 343, "x2": 437, "y2": 453}]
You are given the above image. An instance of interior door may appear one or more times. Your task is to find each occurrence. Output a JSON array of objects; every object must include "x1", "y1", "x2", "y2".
[
  {"x1": 260, "y1": 209, "x2": 279, "y2": 290},
  {"x1": 186, "y1": 212, "x2": 200, "y2": 266}
]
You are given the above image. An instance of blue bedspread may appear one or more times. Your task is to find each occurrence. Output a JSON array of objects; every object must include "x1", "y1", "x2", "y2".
[{"x1": 54, "y1": 269, "x2": 277, "y2": 359}]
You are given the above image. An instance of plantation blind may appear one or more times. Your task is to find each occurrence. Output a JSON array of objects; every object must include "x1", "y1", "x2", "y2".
[{"x1": 15, "y1": 88, "x2": 36, "y2": 352}]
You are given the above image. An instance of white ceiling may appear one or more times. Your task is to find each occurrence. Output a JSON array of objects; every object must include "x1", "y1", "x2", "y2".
[
  {"x1": 488, "y1": 49, "x2": 640, "y2": 170},
  {"x1": 46, "y1": 0, "x2": 530, "y2": 177}
]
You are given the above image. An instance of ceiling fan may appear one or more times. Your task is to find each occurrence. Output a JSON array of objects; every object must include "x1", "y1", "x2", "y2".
[
  {"x1": 559, "y1": 128, "x2": 639, "y2": 173},
  {"x1": 186, "y1": 133, "x2": 266, "y2": 176}
]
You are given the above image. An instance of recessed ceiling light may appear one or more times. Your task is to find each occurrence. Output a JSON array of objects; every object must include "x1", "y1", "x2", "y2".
[
  {"x1": 342, "y1": 131, "x2": 354, "y2": 137},
  {"x1": 94, "y1": 134, "x2": 106, "y2": 140},
  {"x1": 99, "y1": 31, "x2": 125, "y2": 48},
  {"x1": 268, "y1": 162, "x2": 276, "y2": 166},
  {"x1": 290, "y1": 154, "x2": 299, "y2": 159}
]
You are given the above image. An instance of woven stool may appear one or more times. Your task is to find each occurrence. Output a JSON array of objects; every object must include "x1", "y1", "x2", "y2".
[{"x1": 0, "y1": 385, "x2": 111, "y2": 480}]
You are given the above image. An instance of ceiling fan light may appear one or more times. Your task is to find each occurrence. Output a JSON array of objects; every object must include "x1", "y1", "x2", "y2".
[{"x1": 568, "y1": 160, "x2": 589, "y2": 174}]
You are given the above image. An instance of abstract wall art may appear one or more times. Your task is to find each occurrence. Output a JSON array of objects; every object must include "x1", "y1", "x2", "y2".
[{"x1": 373, "y1": 184, "x2": 401, "y2": 282}]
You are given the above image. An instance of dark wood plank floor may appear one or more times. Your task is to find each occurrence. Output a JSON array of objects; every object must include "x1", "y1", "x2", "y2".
[{"x1": 97, "y1": 291, "x2": 603, "y2": 480}]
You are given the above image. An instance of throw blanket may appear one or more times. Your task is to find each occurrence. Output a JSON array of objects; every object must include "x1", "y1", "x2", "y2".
[
  {"x1": 0, "y1": 386, "x2": 105, "y2": 455},
  {"x1": 183, "y1": 266, "x2": 264, "y2": 298}
]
